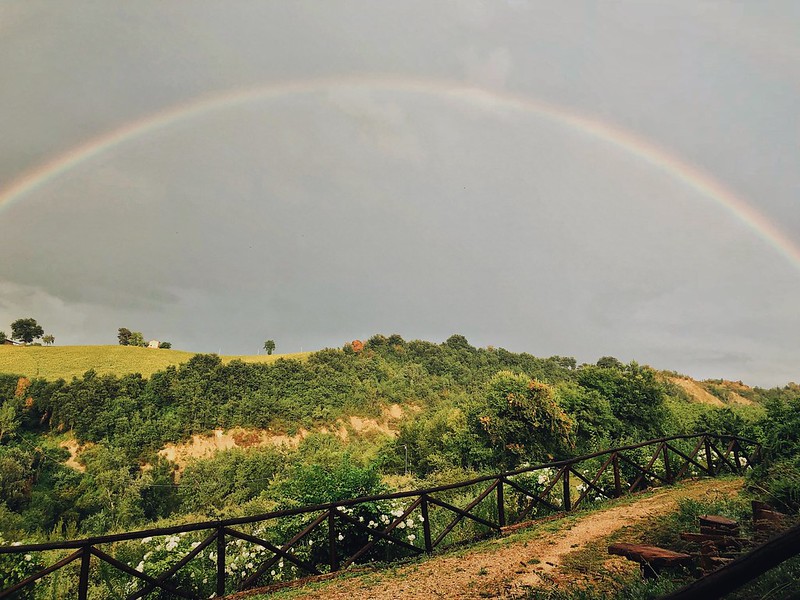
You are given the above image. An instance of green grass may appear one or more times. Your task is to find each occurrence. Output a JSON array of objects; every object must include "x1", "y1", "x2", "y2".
[{"x1": 0, "y1": 345, "x2": 311, "y2": 380}]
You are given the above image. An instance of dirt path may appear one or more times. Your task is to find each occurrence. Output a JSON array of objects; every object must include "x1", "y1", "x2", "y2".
[{"x1": 277, "y1": 478, "x2": 742, "y2": 600}]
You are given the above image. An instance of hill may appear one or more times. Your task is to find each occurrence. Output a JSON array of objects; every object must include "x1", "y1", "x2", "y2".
[{"x1": 0, "y1": 344, "x2": 310, "y2": 380}]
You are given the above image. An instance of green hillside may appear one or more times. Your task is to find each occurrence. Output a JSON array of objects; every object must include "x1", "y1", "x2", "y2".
[{"x1": 0, "y1": 344, "x2": 310, "y2": 380}]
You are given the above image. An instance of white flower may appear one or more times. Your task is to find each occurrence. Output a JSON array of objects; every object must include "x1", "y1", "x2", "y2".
[
  {"x1": 271, "y1": 570, "x2": 276, "y2": 576},
  {"x1": 136, "y1": 561, "x2": 145, "y2": 572},
  {"x1": 337, "y1": 534, "x2": 344, "y2": 541},
  {"x1": 246, "y1": 562, "x2": 253, "y2": 569},
  {"x1": 397, "y1": 522, "x2": 405, "y2": 529},
  {"x1": 278, "y1": 560, "x2": 284, "y2": 568},
  {"x1": 537, "y1": 474, "x2": 549, "y2": 485},
  {"x1": 418, "y1": 516, "x2": 425, "y2": 523},
  {"x1": 24, "y1": 554, "x2": 31, "y2": 562},
  {"x1": 191, "y1": 542, "x2": 200, "y2": 549},
  {"x1": 359, "y1": 516, "x2": 364, "y2": 522},
  {"x1": 143, "y1": 552, "x2": 152, "y2": 560},
  {"x1": 368, "y1": 520, "x2": 376, "y2": 528},
  {"x1": 406, "y1": 519, "x2": 415, "y2": 528},
  {"x1": 407, "y1": 534, "x2": 416, "y2": 542}
]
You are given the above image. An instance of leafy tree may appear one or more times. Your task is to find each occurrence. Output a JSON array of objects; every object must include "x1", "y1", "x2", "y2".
[
  {"x1": 596, "y1": 356, "x2": 624, "y2": 370},
  {"x1": 264, "y1": 339, "x2": 276, "y2": 355},
  {"x1": 577, "y1": 362, "x2": 667, "y2": 440},
  {"x1": 10, "y1": 318, "x2": 44, "y2": 344},
  {"x1": 42, "y1": 334, "x2": 55, "y2": 346},
  {"x1": 0, "y1": 331, "x2": 5, "y2": 344},
  {"x1": 158, "y1": 341, "x2": 172, "y2": 349},
  {"x1": 117, "y1": 328, "x2": 132, "y2": 345},
  {"x1": 470, "y1": 371, "x2": 574, "y2": 468},
  {"x1": 128, "y1": 331, "x2": 146, "y2": 347}
]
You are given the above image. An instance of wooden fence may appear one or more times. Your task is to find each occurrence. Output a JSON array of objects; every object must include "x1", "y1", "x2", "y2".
[{"x1": 0, "y1": 433, "x2": 759, "y2": 599}]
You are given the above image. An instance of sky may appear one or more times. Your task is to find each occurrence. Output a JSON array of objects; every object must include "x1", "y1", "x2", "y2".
[{"x1": 0, "y1": 1, "x2": 798, "y2": 387}]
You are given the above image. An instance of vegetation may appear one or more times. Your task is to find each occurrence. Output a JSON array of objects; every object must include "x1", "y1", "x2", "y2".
[
  {"x1": 0, "y1": 344, "x2": 309, "y2": 381},
  {"x1": 0, "y1": 334, "x2": 795, "y2": 598},
  {"x1": 264, "y1": 339, "x2": 276, "y2": 355},
  {"x1": 10, "y1": 318, "x2": 45, "y2": 344}
]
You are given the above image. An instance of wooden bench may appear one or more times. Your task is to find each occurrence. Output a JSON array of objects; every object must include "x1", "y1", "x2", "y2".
[{"x1": 608, "y1": 543, "x2": 693, "y2": 578}]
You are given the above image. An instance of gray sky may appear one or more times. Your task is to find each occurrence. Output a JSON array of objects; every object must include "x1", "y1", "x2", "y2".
[{"x1": 1, "y1": 1, "x2": 798, "y2": 386}]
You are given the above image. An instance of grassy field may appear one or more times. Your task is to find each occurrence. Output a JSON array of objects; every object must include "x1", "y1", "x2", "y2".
[{"x1": 0, "y1": 345, "x2": 310, "y2": 380}]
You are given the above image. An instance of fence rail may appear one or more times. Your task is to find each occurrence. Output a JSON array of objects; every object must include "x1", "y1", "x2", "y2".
[{"x1": 0, "y1": 433, "x2": 760, "y2": 599}]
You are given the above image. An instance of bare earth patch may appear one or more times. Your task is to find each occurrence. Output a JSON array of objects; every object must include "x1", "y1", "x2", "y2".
[
  {"x1": 159, "y1": 404, "x2": 409, "y2": 473},
  {"x1": 275, "y1": 478, "x2": 742, "y2": 600},
  {"x1": 59, "y1": 438, "x2": 87, "y2": 472},
  {"x1": 669, "y1": 377, "x2": 725, "y2": 407}
]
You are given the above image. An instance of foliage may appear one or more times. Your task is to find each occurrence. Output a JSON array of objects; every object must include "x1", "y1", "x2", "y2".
[
  {"x1": 469, "y1": 372, "x2": 574, "y2": 468},
  {"x1": 0, "y1": 535, "x2": 40, "y2": 599},
  {"x1": 117, "y1": 328, "x2": 132, "y2": 345},
  {"x1": 264, "y1": 339, "x2": 276, "y2": 355},
  {"x1": 10, "y1": 319, "x2": 44, "y2": 344},
  {"x1": 41, "y1": 335, "x2": 54, "y2": 346},
  {"x1": 158, "y1": 341, "x2": 171, "y2": 349},
  {"x1": 0, "y1": 332, "x2": 6, "y2": 344},
  {"x1": 128, "y1": 331, "x2": 146, "y2": 348},
  {"x1": 577, "y1": 362, "x2": 668, "y2": 441}
]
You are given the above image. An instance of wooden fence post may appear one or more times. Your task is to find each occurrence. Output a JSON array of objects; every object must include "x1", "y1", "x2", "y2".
[
  {"x1": 421, "y1": 494, "x2": 433, "y2": 553},
  {"x1": 78, "y1": 546, "x2": 91, "y2": 600},
  {"x1": 663, "y1": 444, "x2": 673, "y2": 483},
  {"x1": 612, "y1": 453, "x2": 622, "y2": 497},
  {"x1": 704, "y1": 436, "x2": 715, "y2": 475},
  {"x1": 496, "y1": 479, "x2": 506, "y2": 528},
  {"x1": 328, "y1": 509, "x2": 339, "y2": 572},
  {"x1": 216, "y1": 527, "x2": 226, "y2": 598},
  {"x1": 563, "y1": 468, "x2": 571, "y2": 512},
  {"x1": 733, "y1": 440, "x2": 742, "y2": 474}
]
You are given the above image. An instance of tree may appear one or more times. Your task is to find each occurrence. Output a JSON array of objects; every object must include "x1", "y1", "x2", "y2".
[
  {"x1": 10, "y1": 318, "x2": 44, "y2": 344},
  {"x1": 264, "y1": 340, "x2": 276, "y2": 355},
  {"x1": 118, "y1": 328, "x2": 132, "y2": 346},
  {"x1": 159, "y1": 342, "x2": 172, "y2": 349},
  {"x1": 42, "y1": 334, "x2": 55, "y2": 346},
  {"x1": 0, "y1": 331, "x2": 5, "y2": 344},
  {"x1": 471, "y1": 371, "x2": 574, "y2": 468},
  {"x1": 128, "y1": 331, "x2": 145, "y2": 347}
]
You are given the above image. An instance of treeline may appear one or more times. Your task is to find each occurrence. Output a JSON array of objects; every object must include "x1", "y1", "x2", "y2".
[
  {"x1": 0, "y1": 334, "x2": 780, "y2": 538},
  {"x1": 2, "y1": 335, "x2": 670, "y2": 461}
]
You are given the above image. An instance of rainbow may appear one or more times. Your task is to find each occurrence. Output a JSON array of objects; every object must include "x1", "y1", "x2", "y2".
[{"x1": 2, "y1": 75, "x2": 798, "y2": 271}]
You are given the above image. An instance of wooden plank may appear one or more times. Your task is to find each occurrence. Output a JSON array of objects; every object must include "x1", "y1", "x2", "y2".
[
  {"x1": 699, "y1": 515, "x2": 738, "y2": 528},
  {"x1": 608, "y1": 543, "x2": 693, "y2": 567}
]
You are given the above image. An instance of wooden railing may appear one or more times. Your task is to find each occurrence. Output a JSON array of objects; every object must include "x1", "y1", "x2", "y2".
[{"x1": 0, "y1": 433, "x2": 759, "y2": 599}]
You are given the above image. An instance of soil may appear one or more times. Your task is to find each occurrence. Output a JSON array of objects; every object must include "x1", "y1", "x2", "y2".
[
  {"x1": 271, "y1": 478, "x2": 743, "y2": 600},
  {"x1": 668, "y1": 377, "x2": 724, "y2": 407},
  {"x1": 158, "y1": 404, "x2": 408, "y2": 473}
]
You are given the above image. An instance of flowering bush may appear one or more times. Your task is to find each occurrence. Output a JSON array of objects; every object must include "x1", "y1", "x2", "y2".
[
  {"x1": 505, "y1": 467, "x2": 561, "y2": 520},
  {"x1": 0, "y1": 537, "x2": 40, "y2": 600}
]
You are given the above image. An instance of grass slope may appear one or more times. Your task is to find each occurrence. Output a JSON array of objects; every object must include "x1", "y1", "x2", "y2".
[{"x1": 0, "y1": 345, "x2": 310, "y2": 380}]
